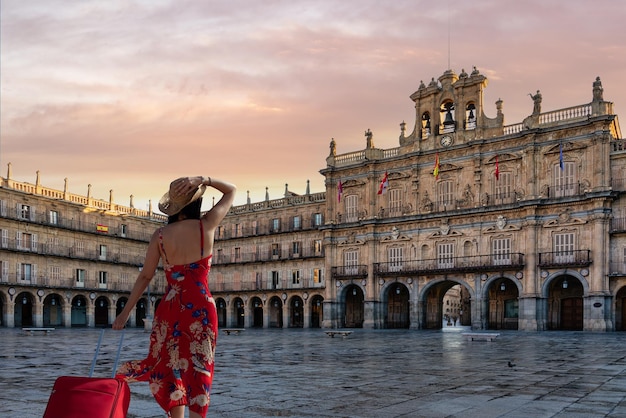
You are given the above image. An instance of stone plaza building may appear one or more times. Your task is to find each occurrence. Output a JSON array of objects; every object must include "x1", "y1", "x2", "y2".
[{"x1": 1, "y1": 67, "x2": 625, "y2": 331}]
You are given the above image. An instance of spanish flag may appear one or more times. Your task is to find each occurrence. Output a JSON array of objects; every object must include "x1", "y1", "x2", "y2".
[
  {"x1": 433, "y1": 153, "x2": 440, "y2": 179},
  {"x1": 96, "y1": 224, "x2": 109, "y2": 233}
]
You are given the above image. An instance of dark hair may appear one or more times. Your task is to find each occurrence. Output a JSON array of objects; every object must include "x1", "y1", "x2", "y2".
[{"x1": 167, "y1": 198, "x2": 203, "y2": 224}]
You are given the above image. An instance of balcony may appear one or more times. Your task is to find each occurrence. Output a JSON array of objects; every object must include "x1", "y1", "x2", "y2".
[
  {"x1": 538, "y1": 250, "x2": 591, "y2": 268},
  {"x1": 374, "y1": 253, "x2": 525, "y2": 276},
  {"x1": 0, "y1": 238, "x2": 145, "y2": 266},
  {"x1": 213, "y1": 248, "x2": 325, "y2": 265},
  {"x1": 330, "y1": 265, "x2": 368, "y2": 279}
]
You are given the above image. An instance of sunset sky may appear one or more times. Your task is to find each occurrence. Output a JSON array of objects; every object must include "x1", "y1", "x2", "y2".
[{"x1": 2, "y1": 0, "x2": 625, "y2": 211}]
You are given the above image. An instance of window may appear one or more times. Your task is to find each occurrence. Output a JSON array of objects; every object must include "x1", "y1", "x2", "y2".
[
  {"x1": 76, "y1": 269, "x2": 86, "y2": 287},
  {"x1": 493, "y1": 238, "x2": 511, "y2": 265},
  {"x1": 271, "y1": 218, "x2": 280, "y2": 233},
  {"x1": 17, "y1": 232, "x2": 37, "y2": 251},
  {"x1": 388, "y1": 189, "x2": 402, "y2": 217},
  {"x1": 99, "y1": 245, "x2": 107, "y2": 260},
  {"x1": 292, "y1": 269, "x2": 301, "y2": 285},
  {"x1": 49, "y1": 266, "x2": 61, "y2": 281},
  {"x1": 344, "y1": 250, "x2": 359, "y2": 275},
  {"x1": 293, "y1": 216, "x2": 301, "y2": 230},
  {"x1": 75, "y1": 240, "x2": 84, "y2": 256},
  {"x1": 345, "y1": 195, "x2": 359, "y2": 222},
  {"x1": 313, "y1": 240, "x2": 322, "y2": 255},
  {"x1": 553, "y1": 162, "x2": 576, "y2": 197},
  {"x1": 256, "y1": 272, "x2": 263, "y2": 290},
  {"x1": 437, "y1": 243, "x2": 454, "y2": 268},
  {"x1": 234, "y1": 223, "x2": 242, "y2": 237},
  {"x1": 1, "y1": 261, "x2": 7, "y2": 282},
  {"x1": 554, "y1": 233, "x2": 575, "y2": 263},
  {"x1": 0, "y1": 230, "x2": 6, "y2": 248},
  {"x1": 271, "y1": 271, "x2": 280, "y2": 289},
  {"x1": 120, "y1": 224, "x2": 128, "y2": 237},
  {"x1": 388, "y1": 247, "x2": 404, "y2": 272},
  {"x1": 98, "y1": 271, "x2": 108, "y2": 288},
  {"x1": 292, "y1": 241, "x2": 301, "y2": 257},
  {"x1": 18, "y1": 204, "x2": 31, "y2": 220},
  {"x1": 313, "y1": 268, "x2": 323, "y2": 284},
  {"x1": 271, "y1": 243, "x2": 280, "y2": 259},
  {"x1": 49, "y1": 210, "x2": 59, "y2": 225},
  {"x1": 494, "y1": 172, "x2": 513, "y2": 202},
  {"x1": 0, "y1": 200, "x2": 6, "y2": 217},
  {"x1": 251, "y1": 220, "x2": 258, "y2": 235},
  {"x1": 234, "y1": 247, "x2": 241, "y2": 261},
  {"x1": 19, "y1": 263, "x2": 34, "y2": 282},
  {"x1": 120, "y1": 272, "x2": 130, "y2": 289},
  {"x1": 313, "y1": 213, "x2": 323, "y2": 227},
  {"x1": 437, "y1": 181, "x2": 454, "y2": 209},
  {"x1": 216, "y1": 226, "x2": 224, "y2": 239}
]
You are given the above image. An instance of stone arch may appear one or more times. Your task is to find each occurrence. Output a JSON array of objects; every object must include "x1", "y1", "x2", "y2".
[{"x1": 419, "y1": 278, "x2": 475, "y2": 329}]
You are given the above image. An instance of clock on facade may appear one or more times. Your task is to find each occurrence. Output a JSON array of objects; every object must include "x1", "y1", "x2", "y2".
[{"x1": 440, "y1": 135, "x2": 453, "y2": 147}]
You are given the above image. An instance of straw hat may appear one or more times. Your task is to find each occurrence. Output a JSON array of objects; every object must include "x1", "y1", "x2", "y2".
[{"x1": 158, "y1": 178, "x2": 206, "y2": 216}]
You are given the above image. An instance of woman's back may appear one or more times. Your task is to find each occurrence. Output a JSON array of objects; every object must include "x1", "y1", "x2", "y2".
[{"x1": 159, "y1": 219, "x2": 215, "y2": 266}]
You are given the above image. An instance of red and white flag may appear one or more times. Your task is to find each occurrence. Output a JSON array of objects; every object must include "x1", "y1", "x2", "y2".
[
  {"x1": 337, "y1": 180, "x2": 343, "y2": 202},
  {"x1": 495, "y1": 155, "x2": 500, "y2": 180},
  {"x1": 377, "y1": 171, "x2": 389, "y2": 195}
]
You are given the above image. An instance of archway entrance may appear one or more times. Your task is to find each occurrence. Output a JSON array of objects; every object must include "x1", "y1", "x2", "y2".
[
  {"x1": 548, "y1": 275, "x2": 583, "y2": 330},
  {"x1": 233, "y1": 298, "x2": 245, "y2": 328},
  {"x1": 136, "y1": 298, "x2": 147, "y2": 328},
  {"x1": 251, "y1": 297, "x2": 263, "y2": 328},
  {"x1": 386, "y1": 283, "x2": 409, "y2": 329},
  {"x1": 71, "y1": 296, "x2": 88, "y2": 327},
  {"x1": 310, "y1": 296, "x2": 323, "y2": 328},
  {"x1": 43, "y1": 294, "x2": 63, "y2": 327},
  {"x1": 268, "y1": 296, "x2": 283, "y2": 328},
  {"x1": 487, "y1": 278, "x2": 519, "y2": 330},
  {"x1": 615, "y1": 286, "x2": 626, "y2": 331},
  {"x1": 423, "y1": 281, "x2": 472, "y2": 329},
  {"x1": 344, "y1": 285, "x2": 364, "y2": 328},
  {"x1": 216, "y1": 298, "x2": 227, "y2": 327},
  {"x1": 289, "y1": 297, "x2": 304, "y2": 328},
  {"x1": 15, "y1": 292, "x2": 33, "y2": 327},
  {"x1": 95, "y1": 297, "x2": 109, "y2": 327}
]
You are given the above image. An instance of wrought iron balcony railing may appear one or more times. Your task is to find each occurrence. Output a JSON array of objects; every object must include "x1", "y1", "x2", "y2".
[
  {"x1": 374, "y1": 253, "x2": 525, "y2": 276},
  {"x1": 331, "y1": 265, "x2": 368, "y2": 279},
  {"x1": 538, "y1": 250, "x2": 591, "y2": 268}
]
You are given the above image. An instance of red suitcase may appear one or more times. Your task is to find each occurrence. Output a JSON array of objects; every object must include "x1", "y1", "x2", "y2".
[{"x1": 43, "y1": 330, "x2": 130, "y2": 418}]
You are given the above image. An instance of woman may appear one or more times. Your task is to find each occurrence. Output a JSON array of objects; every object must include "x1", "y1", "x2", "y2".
[{"x1": 113, "y1": 175, "x2": 236, "y2": 418}]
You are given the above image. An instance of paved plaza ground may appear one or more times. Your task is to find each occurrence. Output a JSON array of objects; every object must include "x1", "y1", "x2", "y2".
[{"x1": 2, "y1": 327, "x2": 626, "y2": 417}]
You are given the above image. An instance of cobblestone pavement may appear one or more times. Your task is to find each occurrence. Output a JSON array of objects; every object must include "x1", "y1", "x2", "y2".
[{"x1": 2, "y1": 327, "x2": 626, "y2": 417}]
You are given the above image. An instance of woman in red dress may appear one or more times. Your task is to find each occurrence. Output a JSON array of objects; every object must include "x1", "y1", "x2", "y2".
[{"x1": 113, "y1": 176, "x2": 236, "y2": 418}]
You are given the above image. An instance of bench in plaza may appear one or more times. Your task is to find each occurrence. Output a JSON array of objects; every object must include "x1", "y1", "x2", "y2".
[
  {"x1": 222, "y1": 328, "x2": 245, "y2": 335},
  {"x1": 22, "y1": 327, "x2": 55, "y2": 335},
  {"x1": 462, "y1": 332, "x2": 500, "y2": 342},
  {"x1": 325, "y1": 330, "x2": 353, "y2": 338}
]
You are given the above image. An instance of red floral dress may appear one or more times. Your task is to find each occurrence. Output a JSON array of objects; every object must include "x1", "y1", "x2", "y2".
[{"x1": 117, "y1": 220, "x2": 218, "y2": 418}]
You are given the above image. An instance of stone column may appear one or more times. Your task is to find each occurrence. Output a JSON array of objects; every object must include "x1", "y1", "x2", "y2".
[
  {"x1": 33, "y1": 300, "x2": 44, "y2": 328},
  {"x1": 6, "y1": 300, "x2": 15, "y2": 328},
  {"x1": 64, "y1": 303, "x2": 72, "y2": 328}
]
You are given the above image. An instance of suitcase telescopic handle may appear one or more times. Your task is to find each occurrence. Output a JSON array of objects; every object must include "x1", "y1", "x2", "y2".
[{"x1": 89, "y1": 329, "x2": 126, "y2": 378}]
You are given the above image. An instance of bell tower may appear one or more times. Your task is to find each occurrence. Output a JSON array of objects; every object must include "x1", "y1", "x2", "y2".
[{"x1": 400, "y1": 67, "x2": 504, "y2": 151}]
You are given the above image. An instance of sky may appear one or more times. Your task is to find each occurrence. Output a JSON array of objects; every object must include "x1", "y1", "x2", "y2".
[{"x1": 2, "y1": 0, "x2": 626, "y2": 212}]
